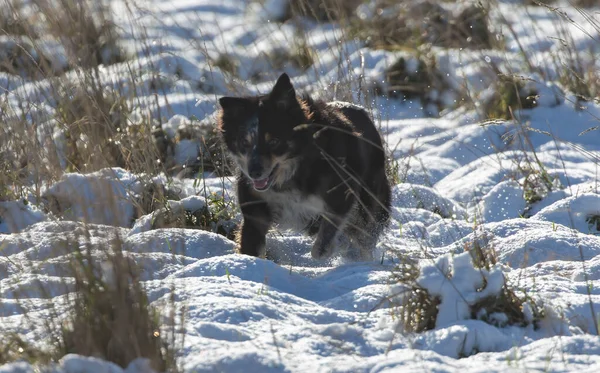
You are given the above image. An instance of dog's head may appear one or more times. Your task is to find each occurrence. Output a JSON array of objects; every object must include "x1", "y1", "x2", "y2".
[{"x1": 218, "y1": 73, "x2": 311, "y2": 192}]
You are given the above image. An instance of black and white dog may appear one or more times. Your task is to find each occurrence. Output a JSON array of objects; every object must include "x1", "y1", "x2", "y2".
[{"x1": 218, "y1": 73, "x2": 391, "y2": 261}]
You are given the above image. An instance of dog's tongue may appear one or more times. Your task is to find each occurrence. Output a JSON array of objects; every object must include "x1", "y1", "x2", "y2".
[{"x1": 253, "y1": 178, "x2": 269, "y2": 189}]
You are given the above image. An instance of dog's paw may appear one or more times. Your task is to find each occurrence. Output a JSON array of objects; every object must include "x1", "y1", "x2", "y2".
[
  {"x1": 311, "y1": 244, "x2": 333, "y2": 260},
  {"x1": 311, "y1": 237, "x2": 335, "y2": 260}
]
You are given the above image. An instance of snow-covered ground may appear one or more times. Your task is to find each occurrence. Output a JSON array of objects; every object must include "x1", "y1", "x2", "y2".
[{"x1": 1, "y1": 0, "x2": 600, "y2": 372}]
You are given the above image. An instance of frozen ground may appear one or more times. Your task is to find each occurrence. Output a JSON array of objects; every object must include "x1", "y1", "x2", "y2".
[{"x1": 1, "y1": 0, "x2": 600, "y2": 372}]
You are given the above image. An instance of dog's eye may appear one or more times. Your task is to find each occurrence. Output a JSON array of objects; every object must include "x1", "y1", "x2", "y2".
[{"x1": 268, "y1": 138, "x2": 280, "y2": 147}]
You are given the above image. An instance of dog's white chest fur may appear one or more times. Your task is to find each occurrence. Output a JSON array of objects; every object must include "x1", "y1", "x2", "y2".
[{"x1": 263, "y1": 190, "x2": 325, "y2": 231}]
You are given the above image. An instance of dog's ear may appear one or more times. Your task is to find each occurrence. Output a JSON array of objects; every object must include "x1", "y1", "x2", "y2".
[
  {"x1": 219, "y1": 97, "x2": 248, "y2": 114},
  {"x1": 270, "y1": 73, "x2": 296, "y2": 109}
]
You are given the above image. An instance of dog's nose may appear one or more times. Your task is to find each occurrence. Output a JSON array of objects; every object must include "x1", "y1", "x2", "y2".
[
  {"x1": 248, "y1": 152, "x2": 264, "y2": 179},
  {"x1": 248, "y1": 165, "x2": 263, "y2": 179}
]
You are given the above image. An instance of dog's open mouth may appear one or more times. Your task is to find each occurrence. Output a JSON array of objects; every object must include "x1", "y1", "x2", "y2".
[{"x1": 252, "y1": 165, "x2": 278, "y2": 191}]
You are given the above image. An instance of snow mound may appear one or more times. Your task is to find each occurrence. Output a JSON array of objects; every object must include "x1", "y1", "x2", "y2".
[
  {"x1": 126, "y1": 228, "x2": 235, "y2": 259},
  {"x1": 130, "y1": 196, "x2": 209, "y2": 235},
  {"x1": 0, "y1": 354, "x2": 154, "y2": 373},
  {"x1": 42, "y1": 168, "x2": 142, "y2": 227},
  {"x1": 474, "y1": 180, "x2": 526, "y2": 223},
  {"x1": 391, "y1": 183, "x2": 467, "y2": 219},
  {"x1": 455, "y1": 219, "x2": 600, "y2": 268},
  {"x1": 0, "y1": 200, "x2": 47, "y2": 234},
  {"x1": 412, "y1": 320, "x2": 515, "y2": 358},
  {"x1": 531, "y1": 192, "x2": 600, "y2": 235}
]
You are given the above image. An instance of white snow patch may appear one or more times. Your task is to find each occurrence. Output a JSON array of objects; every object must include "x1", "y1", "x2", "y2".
[
  {"x1": 475, "y1": 180, "x2": 526, "y2": 223},
  {"x1": 416, "y1": 252, "x2": 506, "y2": 328},
  {"x1": 0, "y1": 201, "x2": 47, "y2": 233},
  {"x1": 532, "y1": 193, "x2": 600, "y2": 235}
]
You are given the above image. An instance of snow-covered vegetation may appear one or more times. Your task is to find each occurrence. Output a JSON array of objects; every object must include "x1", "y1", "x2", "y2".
[{"x1": 1, "y1": 0, "x2": 600, "y2": 371}]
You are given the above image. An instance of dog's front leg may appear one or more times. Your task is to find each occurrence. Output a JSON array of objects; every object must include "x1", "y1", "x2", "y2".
[
  {"x1": 239, "y1": 212, "x2": 270, "y2": 257},
  {"x1": 237, "y1": 181, "x2": 272, "y2": 258}
]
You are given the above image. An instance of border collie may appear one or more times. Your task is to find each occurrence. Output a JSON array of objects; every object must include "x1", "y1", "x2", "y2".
[{"x1": 218, "y1": 73, "x2": 390, "y2": 261}]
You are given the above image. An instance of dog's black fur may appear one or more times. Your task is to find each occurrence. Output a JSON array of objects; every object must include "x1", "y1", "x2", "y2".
[{"x1": 218, "y1": 73, "x2": 391, "y2": 260}]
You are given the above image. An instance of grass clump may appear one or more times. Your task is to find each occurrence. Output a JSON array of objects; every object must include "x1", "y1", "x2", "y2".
[
  {"x1": 2, "y1": 0, "x2": 126, "y2": 76},
  {"x1": 136, "y1": 180, "x2": 181, "y2": 217},
  {"x1": 0, "y1": 107, "x2": 57, "y2": 198},
  {"x1": 391, "y1": 259, "x2": 440, "y2": 333},
  {"x1": 385, "y1": 56, "x2": 435, "y2": 99},
  {"x1": 54, "y1": 83, "x2": 163, "y2": 174},
  {"x1": 286, "y1": 0, "x2": 363, "y2": 23},
  {"x1": 0, "y1": 2, "x2": 31, "y2": 36},
  {"x1": 554, "y1": 45, "x2": 599, "y2": 104},
  {"x1": 0, "y1": 132, "x2": 20, "y2": 201},
  {"x1": 0, "y1": 333, "x2": 54, "y2": 365},
  {"x1": 349, "y1": 2, "x2": 448, "y2": 51},
  {"x1": 383, "y1": 53, "x2": 461, "y2": 116},
  {"x1": 173, "y1": 120, "x2": 233, "y2": 177},
  {"x1": 1, "y1": 235, "x2": 181, "y2": 370},
  {"x1": 0, "y1": 36, "x2": 56, "y2": 78},
  {"x1": 55, "y1": 85, "x2": 127, "y2": 172},
  {"x1": 199, "y1": 125, "x2": 233, "y2": 177},
  {"x1": 149, "y1": 192, "x2": 237, "y2": 240},
  {"x1": 521, "y1": 165, "x2": 556, "y2": 206},
  {"x1": 508, "y1": 131, "x2": 560, "y2": 214},
  {"x1": 451, "y1": 4, "x2": 495, "y2": 50},
  {"x1": 586, "y1": 215, "x2": 600, "y2": 233},
  {"x1": 466, "y1": 241, "x2": 545, "y2": 328},
  {"x1": 349, "y1": 1, "x2": 496, "y2": 51},
  {"x1": 212, "y1": 53, "x2": 238, "y2": 76},
  {"x1": 392, "y1": 242, "x2": 545, "y2": 334},
  {"x1": 516, "y1": 3, "x2": 599, "y2": 105},
  {"x1": 481, "y1": 75, "x2": 538, "y2": 119},
  {"x1": 33, "y1": 0, "x2": 126, "y2": 69},
  {"x1": 399, "y1": 286, "x2": 440, "y2": 333},
  {"x1": 268, "y1": 41, "x2": 315, "y2": 73},
  {"x1": 58, "y1": 238, "x2": 180, "y2": 371}
]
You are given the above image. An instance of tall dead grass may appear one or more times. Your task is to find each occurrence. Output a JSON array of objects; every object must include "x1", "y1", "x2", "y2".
[{"x1": 0, "y1": 0, "x2": 185, "y2": 368}]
